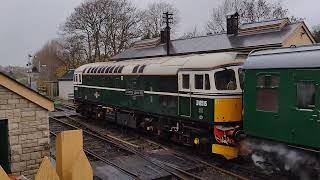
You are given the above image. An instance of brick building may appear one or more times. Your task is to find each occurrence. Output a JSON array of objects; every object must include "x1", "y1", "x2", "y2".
[{"x1": 0, "y1": 72, "x2": 54, "y2": 179}]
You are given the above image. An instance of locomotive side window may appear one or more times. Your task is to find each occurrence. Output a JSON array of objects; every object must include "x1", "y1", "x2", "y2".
[
  {"x1": 215, "y1": 69, "x2": 237, "y2": 90},
  {"x1": 105, "y1": 66, "x2": 111, "y2": 73},
  {"x1": 138, "y1": 65, "x2": 146, "y2": 73},
  {"x1": 118, "y1": 66, "x2": 124, "y2": 73},
  {"x1": 132, "y1": 65, "x2": 140, "y2": 73},
  {"x1": 182, "y1": 74, "x2": 190, "y2": 89},
  {"x1": 297, "y1": 81, "x2": 315, "y2": 109},
  {"x1": 205, "y1": 74, "x2": 210, "y2": 90},
  {"x1": 256, "y1": 74, "x2": 279, "y2": 112},
  {"x1": 195, "y1": 74, "x2": 203, "y2": 89}
]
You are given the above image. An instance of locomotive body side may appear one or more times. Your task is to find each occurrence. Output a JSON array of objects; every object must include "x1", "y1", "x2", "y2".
[{"x1": 74, "y1": 53, "x2": 244, "y2": 159}]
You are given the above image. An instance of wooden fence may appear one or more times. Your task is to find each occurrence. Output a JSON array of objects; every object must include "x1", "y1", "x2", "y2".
[{"x1": 0, "y1": 130, "x2": 92, "y2": 180}]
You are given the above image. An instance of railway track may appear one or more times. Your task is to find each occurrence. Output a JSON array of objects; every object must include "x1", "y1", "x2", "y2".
[
  {"x1": 66, "y1": 115, "x2": 278, "y2": 180},
  {"x1": 53, "y1": 104, "x2": 289, "y2": 179},
  {"x1": 50, "y1": 106, "x2": 251, "y2": 180},
  {"x1": 50, "y1": 116, "x2": 236, "y2": 180}
]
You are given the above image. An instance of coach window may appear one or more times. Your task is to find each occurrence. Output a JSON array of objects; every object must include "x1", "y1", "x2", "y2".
[
  {"x1": 182, "y1": 74, "x2": 190, "y2": 89},
  {"x1": 256, "y1": 74, "x2": 279, "y2": 112},
  {"x1": 297, "y1": 81, "x2": 315, "y2": 109},
  {"x1": 215, "y1": 69, "x2": 237, "y2": 90}
]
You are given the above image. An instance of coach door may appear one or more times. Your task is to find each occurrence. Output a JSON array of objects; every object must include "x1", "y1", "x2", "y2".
[
  {"x1": 178, "y1": 73, "x2": 191, "y2": 117},
  {"x1": 0, "y1": 119, "x2": 9, "y2": 173},
  {"x1": 290, "y1": 70, "x2": 320, "y2": 149}
]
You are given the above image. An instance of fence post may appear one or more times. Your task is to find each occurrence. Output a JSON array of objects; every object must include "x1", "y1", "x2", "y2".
[
  {"x1": 55, "y1": 130, "x2": 92, "y2": 180},
  {"x1": 0, "y1": 166, "x2": 10, "y2": 180},
  {"x1": 35, "y1": 156, "x2": 60, "y2": 180}
]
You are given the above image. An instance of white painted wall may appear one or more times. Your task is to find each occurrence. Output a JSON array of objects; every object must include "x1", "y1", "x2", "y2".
[{"x1": 58, "y1": 81, "x2": 74, "y2": 100}]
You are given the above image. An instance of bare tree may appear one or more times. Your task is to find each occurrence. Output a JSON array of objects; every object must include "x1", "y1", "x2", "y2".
[
  {"x1": 33, "y1": 40, "x2": 67, "y2": 81},
  {"x1": 62, "y1": 0, "x2": 110, "y2": 63},
  {"x1": 101, "y1": 0, "x2": 143, "y2": 57},
  {"x1": 141, "y1": 2, "x2": 180, "y2": 39},
  {"x1": 179, "y1": 26, "x2": 203, "y2": 39},
  {"x1": 206, "y1": 0, "x2": 289, "y2": 34},
  {"x1": 60, "y1": 35, "x2": 87, "y2": 68}
]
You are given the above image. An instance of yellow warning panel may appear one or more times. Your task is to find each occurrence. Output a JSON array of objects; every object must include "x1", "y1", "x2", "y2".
[
  {"x1": 214, "y1": 98, "x2": 242, "y2": 122},
  {"x1": 212, "y1": 144, "x2": 239, "y2": 159},
  {"x1": 0, "y1": 166, "x2": 10, "y2": 180},
  {"x1": 35, "y1": 156, "x2": 60, "y2": 180}
]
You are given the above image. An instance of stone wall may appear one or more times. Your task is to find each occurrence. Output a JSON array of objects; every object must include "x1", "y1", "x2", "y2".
[{"x1": 0, "y1": 85, "x2": 49, "y2": 179}]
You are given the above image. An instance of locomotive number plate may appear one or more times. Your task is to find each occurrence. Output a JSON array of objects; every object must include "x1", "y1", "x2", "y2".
[{"x1": 196, "y1": 100, "x2": 207, "y2": 107}]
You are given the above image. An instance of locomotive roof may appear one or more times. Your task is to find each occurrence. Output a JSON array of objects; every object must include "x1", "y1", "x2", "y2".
[
  {"x1": 75, "y1": 52, "x2": 244, "y2": 75},
  {"x1": 243, "y1": 44, "x2": 320, "y2": 69}
]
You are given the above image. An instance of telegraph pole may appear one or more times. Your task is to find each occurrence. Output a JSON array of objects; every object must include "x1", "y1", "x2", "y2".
[{"x1": 162, "y1": 12, "x2": 173, "y2": 56}]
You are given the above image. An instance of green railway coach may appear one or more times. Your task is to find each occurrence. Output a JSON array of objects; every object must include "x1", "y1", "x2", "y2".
[
  {"x1": 74, "y1": 52, "x2": 245, "y2": 159},
  {"x1": 243, "y1": 45, "x2": 320, "y2": 152}
]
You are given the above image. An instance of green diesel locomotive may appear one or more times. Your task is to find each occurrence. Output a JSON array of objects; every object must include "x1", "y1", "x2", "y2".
[
  {"x1": 74, "y1": 44, "x2": 320, "y2": 170},
  {"x1": 74, "y1": 52, "x2": 244, "y2": 159}
]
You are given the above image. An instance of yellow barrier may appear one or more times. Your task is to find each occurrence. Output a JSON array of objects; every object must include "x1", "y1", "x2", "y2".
[
  {"x1": 35, "y1": 157, "x2": 60, "y2": 180},
  {"x1": 71, "y1": 150, "x2": 93, "y2": 180},
  {"x1": 0, "y1": 166, "x2": 10, "y2": 180},
  {"x1": 0, "y1": 130, "x2": 93, "y2": 180},
  {"x1": 56, "y1": 130, "x2": 92, "y2": 180}
]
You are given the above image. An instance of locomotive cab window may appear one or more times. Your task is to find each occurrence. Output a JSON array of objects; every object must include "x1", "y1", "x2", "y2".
[
  {"x1": 194, "y1": 74, "x2": 211, "y2": 90},
  {"x1": 297, "y1": 81, "x2": 315, "y2": 109},
  {"x1": 182, "y1": 74, "x2": 190, "y2": 89},
  {"x1": 256, "y1": 74, "x2": 279, "y2": 112},
  {"x1": 215, "y1": 69, "x2": 237, "y2": 90}
]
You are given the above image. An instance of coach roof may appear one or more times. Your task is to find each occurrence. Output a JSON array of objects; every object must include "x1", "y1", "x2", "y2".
[{"x1": 243, "y1": 44, "x2": 320, "y2": 69}]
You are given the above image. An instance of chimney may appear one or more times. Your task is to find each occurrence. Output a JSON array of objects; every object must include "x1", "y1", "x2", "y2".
[
  {"x1": 226, "y1": 12, "x2": 239, "y2": 35},
  {"x1": 160, "y1": 30, "x2": 166, "y2": 44}
]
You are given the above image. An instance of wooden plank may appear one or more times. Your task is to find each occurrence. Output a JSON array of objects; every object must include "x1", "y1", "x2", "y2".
[
  {"x1": 56, "y1": 130, "x2": 83, "y2": 180},
  {"x1": 35, "y1": 156, "x2": 60, "y2": 180},
  {"x1": 71, "y1": 150, "x2": 93, "y2": 180},
  {"x1": 0, "y1": 166, "x2": 10, "y2": 180}
]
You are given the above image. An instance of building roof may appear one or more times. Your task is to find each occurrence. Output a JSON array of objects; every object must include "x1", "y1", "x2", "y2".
[
  {"x1": 76, "y1": 52, "x2": 244, "y2": 76},
  {"x1": 0, "y1": 72, "x2": 54, "y2": 111},
  {"x1": 239, "y1": 18, "x2": 288, "y2": 30},
  {"x1": 243, "y1": 44, "x2": 320, "y2": 69},
  {"x1": 58, "y1": 70, "x2": 74, "y2": 81},
  {"x1": 112, "y1": 21, "x2": 303, "y2": 60}
]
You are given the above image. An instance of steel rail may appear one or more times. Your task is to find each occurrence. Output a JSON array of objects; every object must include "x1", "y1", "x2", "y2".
[
  {"x1": 49, "y1": 122, "x2": 139, "y2": 179},
  {"x1": 65, "y1": 115, "x2": 249, "y2": 180},
  {"x1": 50, "y1": 116, "x2": 205, "y2": 180}
]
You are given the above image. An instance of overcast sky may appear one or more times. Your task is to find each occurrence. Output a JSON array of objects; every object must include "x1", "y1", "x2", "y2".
[{"x1": 0, "y1": 0, "x2": 318, "y2": 67}]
